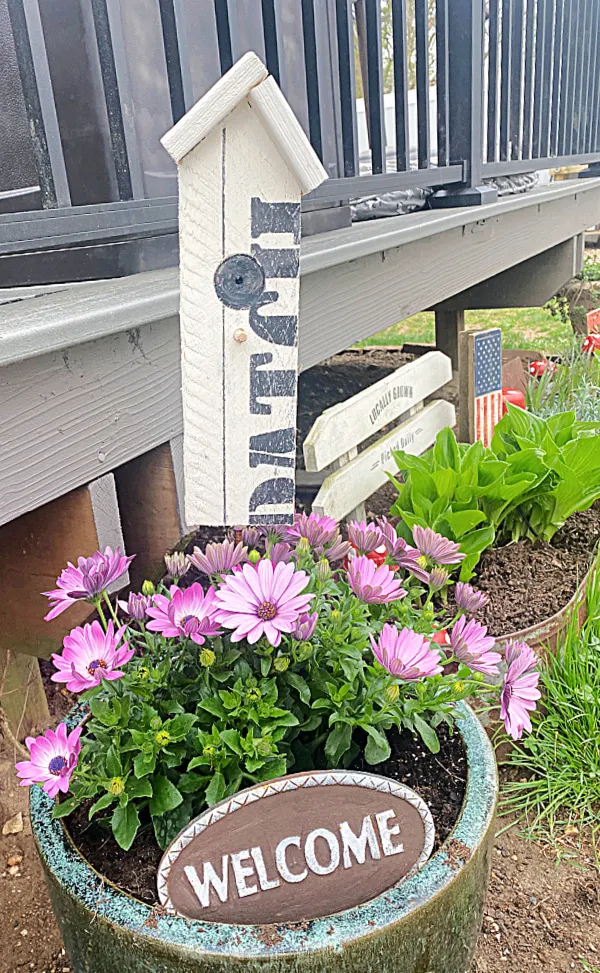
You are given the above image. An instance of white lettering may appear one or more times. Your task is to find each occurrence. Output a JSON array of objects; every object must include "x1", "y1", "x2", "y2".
[
  {"x1": 230, "y1": 849, "x2": 258, "y2": 898},
  {"x1": 305, "y1": 828, "x2": 340, "y2": 876},
  {"x1": 339, "y1": 814, "x2": 381, "y2": 868},
  {"x1": 275, "y1": 836, "x2": 308, "y2": 884},
  {"x1": 375, "y1": 809, "x2": 404, "y2": 856},
  {"x1": 184, "y1": 857, "x2": 229, "y2": 907},
  {"x1": 251, "y1": 846, "x2": 280, "y2": 891}
]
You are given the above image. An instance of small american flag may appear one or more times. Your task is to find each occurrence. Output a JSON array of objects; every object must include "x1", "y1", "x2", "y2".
[{"x1": 473, "y1": 329, "x2": 502, "y2": 447}]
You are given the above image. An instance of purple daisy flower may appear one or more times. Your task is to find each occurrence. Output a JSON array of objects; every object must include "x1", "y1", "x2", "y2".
[
  {"x1": 286, "y1": 512, "x2": 338, "y2": 549},
  {"x1": 322, "y1": 533, "x2": 352, "y2": 564},
  {"x1": 164, "y1": 552, "x2": 191, "y2": 580},
  {"x1": 215, "y1": 560, "x2": 313, "y2": 648},
  {"x1": 51, "y1": 620, "x2": 134, "y2": 693},
  {"x1": 347, "y1": 556, "x2": 407, "y2": 605},
  {"x1": 347, "y1": 520, "x2": 385, "y2": 555},
  {"x1": 500, "y1": 640, "x2": 541, "y2": 740},
  {"x1": 259, "y1": 525, "x2": 289, "y2": 545},
  {"x1": 428, "y1": 566, "x2": 450, "y2": 591},
  {"x1": 43, "y1": 547, "x2": 134, "y2": 621},
  {"x1": 449, "y1": 615, "x2": 501, "y2": 677},
  {"x1": 412, "y1": 526, "x2": 465, "y2": 566},
  {"x1": 376, "y1": 518, "x2": 430, "y2": 582},
  {"x1": 455, "y1": 582, "x2": 489, "y2": 613},
  {"x1": 146, "y1": 584, "x2": 222, "y2": 645},
  {"x1": 117, "y1": 592, "x2": 151, "y2": 621},
  {"x1": 189, "y1": 539, "x2": 248, "y2": 576},
  {"x1": 241, "y1": 527, "x2": 263, "y2": 549},
  {"x1": 266, "y1": 542, "x2": 293, "y2": 565},
  {"x1": 15, "y1": 723, "x2": 81, "y2": 799},
  {"x1": 292, "y1": 611, "x2": 319, "y2": 641},
  {"x1": 370, "y1": 624, "x2": 442, "y2": 680}
]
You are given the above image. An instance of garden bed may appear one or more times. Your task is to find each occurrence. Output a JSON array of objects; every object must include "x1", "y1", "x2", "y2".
[
  {"x1": 64, "y1": 722, "x2": 467, "y2": 906},
  {"x1": 473, "y1": 505, "x2": 600, "y2": 635}
]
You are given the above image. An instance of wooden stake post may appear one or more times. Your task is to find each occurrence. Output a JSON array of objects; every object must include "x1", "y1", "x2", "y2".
[
  {"x1": 162, "y1": 54, "x2": 327, "y2": 527},
  {"x1": 458, "y1": 328, "x2": 503, "y2": 446}
]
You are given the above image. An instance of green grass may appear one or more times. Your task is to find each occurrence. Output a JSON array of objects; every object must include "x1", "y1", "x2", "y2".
[
  {"x1": 357, "y1": 307, "x2": 574, "y2": 354},
  {"x1": 501, "y1": 558, "x2": 600, "y2": 844}
]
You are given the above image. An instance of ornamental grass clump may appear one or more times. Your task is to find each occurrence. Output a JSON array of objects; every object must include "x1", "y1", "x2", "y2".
[{"x1": 17, "y1": 527, "x2": 539, "y2": 852}]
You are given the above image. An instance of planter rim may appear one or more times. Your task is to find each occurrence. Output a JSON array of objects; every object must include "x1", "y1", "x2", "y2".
[
  {"x1": 494, "y1": 565, "x2": 589, "y2": 647},
  {"x1": 30, "y1": 701, "x2": 497, "y2": 959}
]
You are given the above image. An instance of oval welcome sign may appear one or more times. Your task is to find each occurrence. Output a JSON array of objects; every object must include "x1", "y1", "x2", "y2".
[{"x1": 157, "y1": 771, "x2": 435, "y2": 924}]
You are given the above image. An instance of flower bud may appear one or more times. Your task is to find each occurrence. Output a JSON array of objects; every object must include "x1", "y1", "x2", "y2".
[
  {"x1": 155, "y1": 730, "x2": 171, "y2": 746},
  {"x1": 295, "y1": 536, "x2": 311, "y2": 557},
  {"x1": 199, "y1": 648, "x2": 216, "y2": 668},
  {"x1": 256, "y1": 738, "x2": 273, "y2": 757},
  {"x1": 384, "y1": 683, "x2": 400, "y2": 704},
  {"x1": 248, "y1": 549, "x2": 262, "y2": 564},
  {"x1": 274, "y1": 656, "x2": 290, "y2": 672},
  {"x1": 316, "y1": 558, "x2": 331, "y2": 582},
  {"x1": 453, "y1": 681, "x2": 466, "y2": 695},
  {"x1": 429, "y1": 566, "x2": 450, "y2": 592},
  {"x1": 164, "y1": 551, "x2": 191, "y2": 580},
  {"x1": 141, "y1": 580, "x2": 155, "y2": 596},
  {"x1": 151, "y1": 717, "x2": 162, "y2": 730},
  {"x1": 138, "y1": 666, "x2": 150, "y2": 680},
  {"x1": 203, "y1": 744, "x2": 216, "y2": 758},
  {"x1": 108, "y1": 777, "x2": 125, "y2": 796}
]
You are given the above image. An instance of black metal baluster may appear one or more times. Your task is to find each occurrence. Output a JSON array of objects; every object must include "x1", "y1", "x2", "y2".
[
  {"x1": 587, "y1": 0, "x2": 600, "y2": 151},
  {"x1": 521, "y1": 0, "x2": 536, "y2": 159},
  {"x1": 300, "y1": 0, "x2": 323, "y2": 161},
  {"x1": 158, "y1": 0, "x2": 186, "y2": 123},
  {"x1": 487, "y1": 0, "x2": 500, "y2": 162},
  {"x1": 557, "y1": 0, "x2": 572, "y2": 156},
  {"x1": 579, "y1": 0, "x2": 594, "y2": 153},
  {"x1": 335, "y1": 0, "x2": 357, "y2": 176},
  {"x1": 392, "y1": 0, "x2": 410, "y2": 171},
  {"x1": 539, "y1": 0, "x2": 554, "y2": 160},
  {"x1": 531, "y1": 0, "x2": 546, "y2": 157},
  {"x1": 214, "y1": 0, "x2": 233, "y2": 73},
  {"x1": 414, "y1": 0, "x2": 430, "y2": 168},
  {"x1": 567, "y1": 0, "x2": 581, "y2": 154},
  {"x1": 549, "y1": 0, "x2": 564, "y2": 157},
  {"x1": 435, "y1": 0, "x2": 449, "y2": 168},
  {"x1": 261, "y1": 0, "x2": 280, "y2": 85},
  {"x1": 509, "y1": 0, "x2": 524, "y2": 159},
  {"x1": 499, "y1": 0, "x2": 511, "y2": 161},
  {"x1": 363, "y1": 0, "x2": 385, "y2": 174}
]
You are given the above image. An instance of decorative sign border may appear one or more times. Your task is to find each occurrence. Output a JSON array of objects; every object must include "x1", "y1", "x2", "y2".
[{"x1": 157, "y1": 770, "x2": 435, "y2": 917}]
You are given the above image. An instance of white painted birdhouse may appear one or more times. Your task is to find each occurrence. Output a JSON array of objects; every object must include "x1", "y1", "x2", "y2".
[{"x1": 161, "y1": 53, "x2": 327, "y2": 527}]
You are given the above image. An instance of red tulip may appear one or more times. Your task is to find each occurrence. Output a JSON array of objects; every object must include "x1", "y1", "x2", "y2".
[
  {"x1": 528, "y1": 360, "x2": 556, "y2": 377},
  {"x1": 502, "y1": 388, "x2": 526, "y2": 415},
  {"x1": 582, "y1": 334, "x2": 600, "y2": 354}
]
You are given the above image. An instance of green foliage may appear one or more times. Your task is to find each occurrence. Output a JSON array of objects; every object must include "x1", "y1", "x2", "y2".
[
  {"x1": 526, "y1": 337, "x2": 600, "y2": 422},
  {"x1": 502, "y1": 560, "x2": 600, "y2": 839},
  {"x1": 578, "y1": 253, "x2": 600, "y2": 281},
  {"x1": 389, "y1": 413, "x2": 600, "y2": 574}
]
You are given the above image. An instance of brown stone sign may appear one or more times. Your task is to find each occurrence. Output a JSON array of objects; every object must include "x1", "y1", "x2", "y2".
[{"x1": 157, "y1": 770, "x2": 435, "y2": 924}]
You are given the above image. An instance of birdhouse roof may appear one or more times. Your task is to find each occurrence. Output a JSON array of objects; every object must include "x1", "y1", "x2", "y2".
[{"x1": 161, "y1": 52, "x2": 326, "y2": 196}]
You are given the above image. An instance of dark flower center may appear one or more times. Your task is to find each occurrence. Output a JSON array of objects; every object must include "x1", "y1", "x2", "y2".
[
  {"x1": 88, "y1": 658, "x2": 107, "y2": 676},
  {"x1": 181, "y1": 614, "x2": 200, "y2": 633},
  {"x1": 257, "y1": 601, "x2": 277, "y2": 621},
  {"x1": 48, "y1": 755, "x2": 68, "y2": 776}
]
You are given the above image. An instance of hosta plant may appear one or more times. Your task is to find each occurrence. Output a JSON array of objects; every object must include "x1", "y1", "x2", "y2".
[{"x1": 16, "y1": 521, "x2": 539, "y2": 851}]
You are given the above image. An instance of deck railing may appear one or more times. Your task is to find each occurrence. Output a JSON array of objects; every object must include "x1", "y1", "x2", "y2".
[{"x1": 1, "y1": 0, "x2": 600, "y2": 283}]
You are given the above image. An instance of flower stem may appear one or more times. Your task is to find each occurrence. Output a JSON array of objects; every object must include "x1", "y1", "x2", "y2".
[
  {"x1": 103, "y1": 590, "x2": 120, "y2": 626},
  {"x1": 95, "y1": 599, "x2": 108, "y2": 631}
]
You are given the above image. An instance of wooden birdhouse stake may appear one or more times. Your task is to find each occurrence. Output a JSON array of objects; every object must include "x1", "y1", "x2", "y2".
[{"x1": 162, "y1": 53, "x2": 327, "y2": 526}]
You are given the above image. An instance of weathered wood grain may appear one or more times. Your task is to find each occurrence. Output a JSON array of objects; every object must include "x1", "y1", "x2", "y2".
[{"x1": 311, "y1": 401, "x2": 455, "y2": 522}]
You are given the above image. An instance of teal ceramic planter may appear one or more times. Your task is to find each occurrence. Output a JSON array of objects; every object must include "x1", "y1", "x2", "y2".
[{"x1": 30, "y1": 702, "x2": 497, "y2": 973}]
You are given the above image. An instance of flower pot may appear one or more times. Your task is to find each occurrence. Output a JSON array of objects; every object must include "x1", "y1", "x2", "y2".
[
  {"x1": 30, "y1": 701, "x2": 497, "y2": 973},
  {"x1": 494, "y1": 569, "x2": 589, "y2": 658}
]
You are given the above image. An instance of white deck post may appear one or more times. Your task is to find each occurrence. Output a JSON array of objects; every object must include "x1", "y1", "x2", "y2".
[{"x1": 161, "y1": 53, "x2": 327, "y2": 527}]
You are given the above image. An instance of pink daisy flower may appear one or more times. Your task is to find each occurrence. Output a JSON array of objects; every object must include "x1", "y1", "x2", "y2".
[
  {"x1": 412, "y1": 526, "x2": 465, "y2": 566},
  {"x1": 500, "y1": 640, "x2": 541, "y2": 740},
  {"x1": 215, "y1": 560, "x2": 313, "y2": 647},
  {"x1": 292, "y1": 611, "x2": 319, "y2": 642},
  {"x1": 15, "y1": 723, "x2": 81, "y2": 798},
  {"x1": 146, "y1": 584, "x2": 222, "y2": 645},
  {"x1": 347, "y1": 520, "x2": 385, "y2": 555},
  {"x1": 43, "y1": 547, "x2": 134, "y2": 621},
  {"x1": 455, "y1": 582, "x2": 489, "y2": 613},
  {"x1": 189, "y1": 540, "x2": 248, "y2": 577},
  {"x1": 376, "y1": 518, "x2": 431, "y2": 582},
  {"x1": 51, "y1": 620, "x2": 134, "y2": 693},
  {"x1": 286, "y1": 512, "x2": 338, "y2": 549},
  {"x1": 449, "y1": 615, "x2": 501, "y2": 677},
  {"x1": 347, "y1": 556, "x2": 407, "y2": 604},
  {"x1": 370, "y1": 624, "x2": 443, "y2": 680}
]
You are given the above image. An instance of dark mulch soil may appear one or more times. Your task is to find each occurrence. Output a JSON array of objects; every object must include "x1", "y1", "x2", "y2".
[
  {"x1": 65, "y1": 722, "x2": 466, "y2": 906},
  {"x1": 475, "y1": 504, "x2": 600, "y2": 635}
]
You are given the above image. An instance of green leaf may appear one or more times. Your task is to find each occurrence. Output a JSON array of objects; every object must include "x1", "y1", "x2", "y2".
[
  {"x1": 255, "y1": 756, "x2": 287, "y2": 781},
  {"x1": 90, "y1": 698, "x2": 118, "y2": 727},
  {"x1": 205, "y1": 771, "x2": 226, "y2": 807},
  {"x1": 166, "y1": 714, "x2": 197, "y2": 741},
  {"x1": 152, "y1": 798, "x2": 193, "y2": 850},
  {"x1": 105, "y1": 745, "x2": 122, "y2": 778},
  {"x1": 432, "y1": 426, "x2": 460, "y2": 471},
  {"x1": 111, "y1": 803, "x2": 140, "y2": 851},
  {"x1": 148, "y1": 775, "x2": 183, "y2": 817},
  {"x1": 88, "y1": 792, "x2": 115, "y2": 818},
  {"x1": 324, "y1": 722, "x2": 352, "y2": 764},
  {"x1": 438, "y1": 509, "x2": 486, "y2": 539},
  {"x1": 51, "y1": 797, "x2": 79, "y2": 819},
  {"x1": 219, "y1": 729, "x2": 242, "y2": 755},
  {"x1": 413, "y1": 715, "x2": 440, "y2": 753},
  {"x1": 364, "y1": 726, "x2": 391, "y2": 765},
  {"x1": 198, "y1": 697, "x2": 228, "y2": 719},
  {"x1": 133, "y1": 752, "x2": 156, "y2": 778},
  {"x1": 178, "y1": 772, "x2": 208, "y2": 794},
  {"x1": 127, "y1": 777, "x2": 153, "y2": 799},
  {"x1": 284, "y1": 671, "x2": 311, "y2": 705}
]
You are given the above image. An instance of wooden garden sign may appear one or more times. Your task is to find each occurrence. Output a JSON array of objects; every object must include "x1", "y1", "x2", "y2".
[
  {"x1": 161, "y1": 53, "x2": 327, "y2": 527},
  {"x1": 157, "y1": 771, "x2": 434, "y2": 924},
  {"x1": 459, "y1": 328, "x2": 503, "y2": 446}
]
